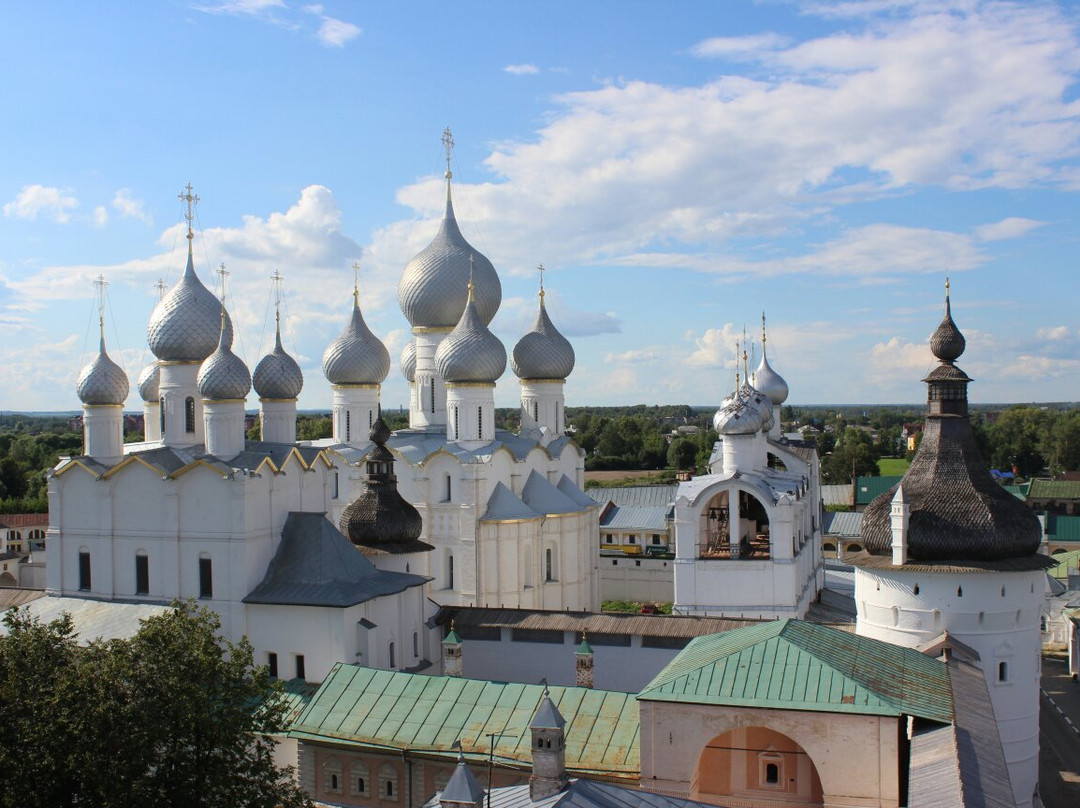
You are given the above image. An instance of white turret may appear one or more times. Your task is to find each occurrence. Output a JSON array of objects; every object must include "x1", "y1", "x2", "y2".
[
  {"x1": 76, "y1": 276, "x2": 129, "y2": 464},
  {"x1": 197, "y1": 282, "x2": 250, "y2": 461},
  {"x1": 253, "y1": 273, "x2": 303, "y2": 443}
]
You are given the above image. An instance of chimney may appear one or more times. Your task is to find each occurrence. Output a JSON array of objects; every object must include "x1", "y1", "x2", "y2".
[
  {"x1": 529, "y1": 687, "x2": 569, "y2": 800},
  {"x1": 442, "y1": 620, "x2": 463, "y2": 677},
  {"x1": 890, "y1": 484, "x2": 909, "y2": 567}
]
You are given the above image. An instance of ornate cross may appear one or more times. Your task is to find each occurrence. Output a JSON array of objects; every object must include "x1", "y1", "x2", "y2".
[
  {"x1": 178, "y1": 183, "x2": 198, "y2": 238},
  {"x1": 442, "y1": 126, "x2": 454, "y2": 179}
]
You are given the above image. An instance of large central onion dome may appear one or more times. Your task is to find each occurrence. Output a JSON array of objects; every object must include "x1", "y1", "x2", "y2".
[
  {"x1": 148, "y1": 237, "x2": 233, "y2": 362},
  {"x1": 511, "y1": 286, "x2": 575, "y2": 380},
  {"x1": 398, "y1": 140, "x2": 501, "y2": 329},
  {"x1": 197, "y1": 316, "x2": 251, "y2": 400},
  {"x1": 858, "y1": 284, "x2": 1044, "y2": 564},
  {"x1": 435, "y1": 276, "x2": 506, "y2": 384},
  {"x1": 77, "y1": 333, "x2": 130, "y2": 406},
  {"x1": 137, "y1": 362, "x2": 160, "y2": 403},
  {"x1": 253, "y1": 318, "x2": 303, "y2": 400},
  {"x1": 339, "y1": 417, "x2": 433, "y2": 555},
  {"x1": 322, "y1": 290, "x2": 390, "y2": 386}
]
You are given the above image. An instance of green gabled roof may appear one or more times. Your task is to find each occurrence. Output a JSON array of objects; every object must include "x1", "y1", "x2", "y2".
[
  {"x1": 290, "y1": 665, "x2": 639, "y2": 777},
  {"x1": 1029, "y1": 479, "x2": 1080, "y2": 500},
  {"x1": 855, "y1": 475, "x2": 904, "y2": 505},
  {"x1": 1049, "y1": 549, "x2": 1080, "y2": 580},
  {"x1": 1047, "y1": 514, "x2": 1080, "y2": 542},
  {"x1": 638, "y1": 619, "x2": 952, "y2": 724},
  {"x1": 1002, "y1": 484, "x2": 1029, "y2": 500}
]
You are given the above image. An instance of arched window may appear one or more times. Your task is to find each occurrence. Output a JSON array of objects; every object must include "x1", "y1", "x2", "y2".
[
  {"x1": 323, "y1": 757, "x2": 343, "y2": 795},
  {"x1": 351, "y1": 763, "x2": 371, "y2": 797},
  {"x1": 379, "y1": 764, "x2": 398, "y2": 800},
  {"x1": 545, "y1": 548, "x2": 557, "y2": 582},
  {"x1": 447, "y1": 555, "x2": 454, "y2": 590},
  {"x1": 957, "y1": 586, "x2": 963, "y2": 597},
  {"x1": 443, "y1": 473, "x2": 452, "y2": 503},
  {"x1": 766, "y1": 763, "x2": 779, "y2": 784},
  {"x1": 135, "y1": 552, "x2": 149, "y2": 595},
  {"x1": 412, "y1": 631, "x2": 418, "y2": 659},
  {"x1": 389, "y1": 642, "x2": 396, "y2": 669},
  {"x1": 184, "y1": 397, "x2": 196, "y2": 433},
  {"x1": 159, "y1": 396, "x2": 166, "y2": 434},
  {"x1": 913, "y1": 583, "x2": 920, "y2": 595},
  {"x1": 998, "y1": 661, "x2": 1008, "y2": 682},
  {"x1": 78, "y1": 548, "x2": 92, "y2": 591}
]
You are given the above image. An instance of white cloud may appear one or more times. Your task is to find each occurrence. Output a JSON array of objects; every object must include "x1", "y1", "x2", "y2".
[
  {"x1": 504, "y1": 64, "x2": 540, "y2": 75},
  {"x1": 112, "y1": 188, "x2": 152, "y2": 224},
  {"x1": 1036, "y1": 325, "x2": 1071, "y2": 341},
  {"x1": 193, "y1": 0, "x2": 285, "y2": 15},
  {"x1": 691, "y1": 33, "x2": 792, "y2": 59},
  {"x1": 974, "y1": 217, "x2": 1046, "y2": 242},
  {"x1": 314, "y1": 14, "x2": 360, "y2": 47},
  {"x1": 3, "y1": 185, "x2": 78, "y2": 223},
  {"x1": 604, "y1": 348, "x2": 659, "y2": 364},
  {"x1": 92, "y1": 206, "x2": 109, "y2": 228}
]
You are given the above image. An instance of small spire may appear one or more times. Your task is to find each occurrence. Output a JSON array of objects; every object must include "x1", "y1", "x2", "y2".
[
  {"x1": 271, "y1": 270, "x2": 284, "y2": 346},
  {"x1": 352, "y1": 260, "x2": 362, "y2": 308},
  {"x1": 442, "y1": 126, "x2": 455, "y2": 181},
  {"x1": 154, "y1": 278, "x2": 168, "y2": 301},
  {"x1": 761, "y1": 312, "x2": 768, "y2": 357},
  {"x1": 178, "y1": 183, "x2": 198, "y2": 241},
  {"x1": 945, "y1": 273, "x2": 952, "y2": 317},
  {"x1": 216, "y1": 263, "x2": 229, "y2": 344},
  {"x1": 734, "y1": 338, "x2": 741, "y2": 389},
  {"x1": 538, "y1": 262, "x2": 546, "y2": 305},
  {"x1": 467, "y1": 254, "x2": 476, "y2": 303},
  {"x1": 95, "y1": 274, "x2": 108, "y2": 351}
]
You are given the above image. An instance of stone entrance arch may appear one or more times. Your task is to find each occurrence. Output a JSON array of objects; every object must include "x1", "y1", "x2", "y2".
[{"x1": 692, "y1": 726, "x2": 823, "y2": 807}]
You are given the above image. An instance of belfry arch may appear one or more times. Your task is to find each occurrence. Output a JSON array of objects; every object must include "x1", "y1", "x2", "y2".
[
  {"x1": 692, "y1": 726, "x2": 823, "y2": 807},
  {"x1": 699, "y1": 487, "x2": 772, "y2": 559}
]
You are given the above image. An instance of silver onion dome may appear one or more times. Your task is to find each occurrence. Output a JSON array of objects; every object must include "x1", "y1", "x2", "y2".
[
  {"x1": 322, "y1": 293, "x2": 390, "y2": 386},
  {"x1": 148, "y1": 241, "x2": 233, "y2": 362},
  {"x1": 253, "y1": 325, "x2": 303, "y2": 400},
  {"x1": 754, "y1": 353, "x2": 789, "y2": 406},
  {"x1": 713, "y1": 398, "x2": 763, "y2": 435},
  {"x1": 197, "y1": 324, "x2": 251, "y2": 400},
  {"x1": 77, "y1": 335, "x2": 130, "y2": 406},
  {"x1": 741, "y1": 381, "x2": 774, "y2": 431},
  {"x1": 398, "y1": 181, "x2": 501, "y2": 329},
  {"x1": 137, "y1": 362, "x2": 160, "y2": 403},
  {"x1": 434, "y1": 283, "x2": 506, "y2": 384},
  {"x1": 511, "y1": 293, "x2": 575, "y2": 380},
  {"x1": 400, "y1": 340, "x2": 416, "y2": 383}
]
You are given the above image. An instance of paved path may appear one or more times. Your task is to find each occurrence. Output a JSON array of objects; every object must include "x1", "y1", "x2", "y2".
[{"x1": 1040, "y1": 657, "x2": 1080, "y2": 808}]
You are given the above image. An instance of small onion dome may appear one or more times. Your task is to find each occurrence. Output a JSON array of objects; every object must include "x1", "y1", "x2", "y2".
[
  {"x1": 197, "y1": 324, "x2": 251, "y2": 400},
  {"x1": 930, "y1": 292, "x2": 965, "y2": 362},
  {"x1": 148, "y1": 241, "x2": 233, "y2": 362},
  {"x1": 400, "y1": 340, "x2": 416, "y2": 383},
  {"x1": 510, "y1": 294, "x2": 575, "y2": 380},
  {"x1": 754, "y1": 353, "x2": 788, "y2": 405},
  {"x1": 434, "y1": 283, "x2": 506, "y2": 384},
  {"x1": 339, "y1": 417, "x2": 433, "y2": 555},
  {"x1": 739, "y1": 381, "x2": 774, "y2": 431},
  {"x1": 253, "y1": 326, "x2": 303, "y2": 400},
  {"x1": 713, "y1": 398, "x2": 763, "y2": 435},
  {"x1": 137, "y1": 362, "x2": 160, "y2": 403},
  {"x1": 77, "y1": 335, "x2": 130, "y2": 406},
  {"x1": 322, "y1": 293, "x2": 390, "y2": 386},
  {"x1": 398, "y1": 183, "x2": 501, "y2": 329}
]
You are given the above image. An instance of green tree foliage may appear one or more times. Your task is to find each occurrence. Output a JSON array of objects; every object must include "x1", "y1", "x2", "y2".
[
  {"x1": 821, "y1": 427, "x2": 880, "y2": 484},
  {"x1": 296, "y1": 414, "x2": 333, "y2": 441},
  {"x1": 987, "y1": 406, "x2": 1054, "y2": 477},
  {"x1": 667, "y1": 437, "x2": 698, "y2": 470},
  {"x1": 0, "y1": 601, "x2": 311, "y2": 808},
  {"x1": 0, "y1": 420, "x2": 83, "y2": 512}
]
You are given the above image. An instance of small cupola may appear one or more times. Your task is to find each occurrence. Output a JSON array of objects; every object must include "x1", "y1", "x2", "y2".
[
  {"x1": 529, "y1": 686, "x2": 569, "y2": 801},
  {"x1": 439, "y1": 752, "x2": 485, "y2": 808}
]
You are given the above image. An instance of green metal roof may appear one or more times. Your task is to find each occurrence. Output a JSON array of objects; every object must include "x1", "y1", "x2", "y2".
[
  {"x1": 1049, "y1": 549, "x2": 1080, "y2": 580},
  {"x1": 1028, "y1": 479, "x2": 1080, "y2": 500},
  {"x1": 1047, "y1": 514, "x2": 1080, "y2": 542},
  {"x1": 289, "y1": 665, "x2": 639, "y2": 777},
  {"x1": 1002, "y1": 484, "x2": 1030, "y2": 500},
  {"x1": 855, "y1": 476, "x2": 904, "y2": 506},
  {"x1": 638, "y1": 619, "x2": 953, "y2": 724}
]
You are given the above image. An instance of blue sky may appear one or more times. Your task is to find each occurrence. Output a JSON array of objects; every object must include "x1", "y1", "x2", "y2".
[{"x1": 2, "y1": 0, "x2": 1079, "y2": 412}]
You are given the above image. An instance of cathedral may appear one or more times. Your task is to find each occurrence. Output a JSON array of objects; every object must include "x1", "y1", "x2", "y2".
[{"x1": 46, "y1": 135, "x2": 599, "y2": 683}]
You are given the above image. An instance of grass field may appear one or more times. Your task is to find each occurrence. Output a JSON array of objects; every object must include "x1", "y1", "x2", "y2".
[{"x1": 878, "y1": 457, "x2": 911, "y2": 476}]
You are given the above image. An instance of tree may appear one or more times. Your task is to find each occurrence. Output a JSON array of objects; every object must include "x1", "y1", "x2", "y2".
[
  {"x1": 987, "y1": 406, "x2": 1052, "y2": 477},
  {"x1": 0, "y1": 601, "x2": 311, "y2": 808},
  {"x1": 667, "y1": 437, "x2": 697, "y2": 470},
  {"x1": 820, "y1": 427, "x2": 880, "y2": 484}
]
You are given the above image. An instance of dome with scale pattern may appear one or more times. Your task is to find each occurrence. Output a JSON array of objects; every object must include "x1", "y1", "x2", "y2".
[
  {"x1": 77, "y1": 336, "x2": 130, "y2": 406},
  {"x1": 137, "y1": 362, "x2": 160, "y2": 403},
  {"x1": 434, "y1": 286, "x2": 506, "y2": 384},
  {"x1": 511, "y1": 295, "x2": 575, "y2": 380},
  {"x1": 148, "y1": 241, "x2": 233, "y2": 362},
  {"x1": 197, "y1": 326, "x2": 251, "y2": 400},
  {"x1": 400, "y1": 340, "x2": 416, "y2": 383},
  {"x1": 322, "y1": 295, "x2": 390, "y2": 386},
  {"x1": 253, "y1": 326, "x2": 303, "y2": 400}
]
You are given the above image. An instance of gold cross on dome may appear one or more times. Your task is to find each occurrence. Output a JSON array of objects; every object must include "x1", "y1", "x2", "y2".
[
  {"x1": 178, "y1": 183, "x2": 199, "y2": 238},
  {"x1": 442, "y1": 126, "x2": 454, "y2": 179}
]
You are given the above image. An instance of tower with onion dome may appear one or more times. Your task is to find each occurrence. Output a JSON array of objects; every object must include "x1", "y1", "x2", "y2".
[
  {"x1": 434, "y1": 262, "x2": 506, "y2": 448},
  {"x1": 147, "y1": 185, "x2": 233, "y2": 448},
  {"x1": 511, "y1": 266, "x2": 575, "y2": 445},
  {"x1": 323, "y1": 264, "x2": 390, "y2": 446},
  {"x1": 753, "y1": 314, "x2": 789, "y2": 440},
  {"x1": 253, "y1": 272, "x2": 303, "y2": 443},
  {"x1": 76, "y1": 276, "x2": 130, "y2": 464},
  {"x1": 852, "y1": 280, "x2": 1050, "y2": 808},
  {"x1": 197, "y1": 275, "x2": 250, "y2": 460},
  {"x1": 398, "y1": 128, "x2": 501, "y2": 429}
]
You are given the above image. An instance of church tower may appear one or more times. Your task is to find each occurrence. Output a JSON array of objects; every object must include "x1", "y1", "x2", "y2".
[
  {"x1": 852, "y1": 280, "x2": 1050, "y2": 808},
  {"x1": 398, "y1": 128, "x2": 501, "y2": 429},
  {"x1": 253, "y1": 272, "x2": 303, "y2": 443},
  {"x1": 529, "y1": 687, "x2": 569, "y2": 800},
  {"x1": 75, "y1": 276, "x2": 129, "y2": 465},
  {"x1": 511, "y1": 265, "x2": 575, "y2": 445},
  {"x1": 197, "y1": 274, "x2": 250, "y2": 461}
]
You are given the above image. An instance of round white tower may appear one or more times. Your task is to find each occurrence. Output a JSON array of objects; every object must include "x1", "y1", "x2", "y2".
[
  {"x1": 76, "y1": 277, "x2": 129, "y2": 464},
  {"x1": 397, "y1": 128, "x2": 500, "y2": 430},
  {"x1": 253, "y1": 274, "x2": 303, "y2": 443},
  {"x1": 147, "y1": 185, "x2": 233, "y2": 448},
  {"x1": 435, "y1": 269, "x2": 506, "y2": 450},
  {"x1": 322, "y1": 272, "x2": 389, "y2": 447},
  {"x1": 852, "y1": 282, "x2": 1050, "y2": 808},
  {"x1": 511, "y1": 268, "x2": 575, "y2": 445},
  {"x1": 197, "y1": 298, "x2": 251, "y2": 461}
]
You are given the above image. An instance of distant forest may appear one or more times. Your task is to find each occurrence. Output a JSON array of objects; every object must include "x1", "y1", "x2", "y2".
[{"x1": 2, "y1": 401, "x2": 1078, "y2": 513}]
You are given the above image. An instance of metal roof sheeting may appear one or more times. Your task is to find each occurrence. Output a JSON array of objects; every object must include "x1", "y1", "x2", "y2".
[
  {"x1": 428, "y1": 778, "x2": 718, "y2": 808},
  {"x1": 1046, "y1": 514, "x2": 1080, "y2": 542},
  {"x1": 290, "y1": 665, "x2": 640, "y2": 777},
  {"x1": 600, "y1": 505, "x2": 668, "y2": 532},
  {"x1": 586, "y1": 486, "x2": 678, "y2": 508},
  {"x1": 822, "y1": 510, "x2": 863, "y2": 538},
  {"x1": 438, "y1": 607, "x2": 759, "y2": 640},
  {"x1": 1028, "y1": 479, "x2": 1080, "y2": 500},
  {"x1": 821, "y1": 484, "x2": 853, "y2": 507},
  {"x1": 0, "y1": 596, "x2": 170, "y2": 643},
  {"x1": 855, "y1": 476, "x2": 903, "y2": 505},
  {"x1": 639, "y1": 619, "x2": 953, "y2": 723}
]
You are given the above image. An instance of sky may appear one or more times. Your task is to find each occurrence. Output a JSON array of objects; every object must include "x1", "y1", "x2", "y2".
[{"x1": 1, "y1": 0, "x2": 1079, "y2": 413}]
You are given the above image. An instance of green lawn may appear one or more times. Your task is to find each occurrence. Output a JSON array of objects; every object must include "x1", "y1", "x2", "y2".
[{"x1": 878, "y1": 457, "x2": 910, "y2": 476}]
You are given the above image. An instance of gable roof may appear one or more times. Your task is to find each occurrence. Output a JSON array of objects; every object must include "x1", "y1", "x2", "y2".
[
  {"x1": 822, "y1": 510, "x2": 863, "y2": 539},
  {"x1": 482, "y1": 483, "x2": 542, "y2": 522},
  {"x1": 585, "y1": 485, "x2": 678, "y2": 508},
  {"x1": 855, "y1": 476, "x2": 903, "y2": 506},
  {"x1": 638, "y1": 619, "x2": 952, "y2": 723},
  {"x1": 290, "y1": 665, "x2": 640, "y2": 778},
  {"x1": 599, "y1": 505, "x2": 668, "y2": 532},
  {"x1": 1028, "y1": 479, "x2": 1080, "y2": 500},
  {"x1": 243, "y1": 512, "x2": 428, "y2": 607},
  {"x1": 522, "y1": 470, "x2": 586, "y2": 516}
]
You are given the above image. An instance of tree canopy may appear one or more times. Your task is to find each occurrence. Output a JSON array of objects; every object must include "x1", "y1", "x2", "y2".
[{"x1": 0, "y1": 601, "x2": 311, "y2": 808}]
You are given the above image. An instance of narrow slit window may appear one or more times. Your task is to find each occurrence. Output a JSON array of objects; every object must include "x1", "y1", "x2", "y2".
[
  {"x1": 199, "y1": 557, "x2": 213, "y2": 598},
  {"x1": 78, "y1": 551, "x2": 91, "y2": 591},
  {"x1": 135, "y1": 554, "x2": 149, "y2": 595},
  {"x1": 184, "y1": 397, "x2": 196, "y2": 433}
]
